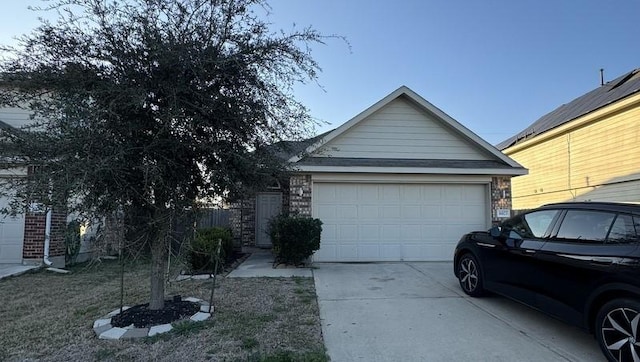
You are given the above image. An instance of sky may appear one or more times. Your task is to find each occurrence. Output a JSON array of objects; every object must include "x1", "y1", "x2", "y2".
[{"x1": 1, "y1": 0, "x2": 639, "y2": 145}]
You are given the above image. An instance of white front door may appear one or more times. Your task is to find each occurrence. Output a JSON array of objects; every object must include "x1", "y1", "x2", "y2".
[{"x1": 312, "y1": 183, "x2": 488, "y2": 262}]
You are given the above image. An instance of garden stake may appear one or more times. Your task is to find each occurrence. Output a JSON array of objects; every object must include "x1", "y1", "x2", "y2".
[{"x1": 208, "y1": 239, "x2": 222, "y2": 314}]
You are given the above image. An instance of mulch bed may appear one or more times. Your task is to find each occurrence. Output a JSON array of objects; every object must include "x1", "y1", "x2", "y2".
[
  {"x1": 111, "y1": 298, "x2": 201, "y2": 328},
  {"x1": 111, "y1": 251, "x2": 248, "y2": 329}
]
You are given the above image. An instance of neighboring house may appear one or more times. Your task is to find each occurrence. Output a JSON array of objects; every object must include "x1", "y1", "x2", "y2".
[
  {"x1": 498, "y1": 68, "x2": 640, "y2": 211},
  {"x1": 231, "y1": 86, "x2": 527, "y2": 262},
  {"x1": 0, "y1": 107, "x2": 66, "y2": 267}
]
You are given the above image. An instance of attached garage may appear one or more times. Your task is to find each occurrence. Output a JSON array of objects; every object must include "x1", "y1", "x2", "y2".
[
  {"x1": 232, "y1": 86, "x2": 527, "y2": 261},
  {"x1": 313, "y1": 182, "x2": 487, "y2": 261}
]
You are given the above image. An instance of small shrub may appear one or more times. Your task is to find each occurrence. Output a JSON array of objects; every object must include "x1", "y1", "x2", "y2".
[
  {"x1": 269, "y1": 215, "x2": 322, "y2": 265},
  {"x1": 65, "y1": 220, "x2": 82, "y2": 265},
  {"x1": 189, "y1": 227, "x2": 233, "y2": 272}
]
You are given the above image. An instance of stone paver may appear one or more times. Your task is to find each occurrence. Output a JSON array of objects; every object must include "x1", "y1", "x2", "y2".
[
  {"x1": 148, "y1": 323, "x2": 173, "y2": 336},
  {"x1": 94, "y1": 297, "x2": 210, "y2": 340}
]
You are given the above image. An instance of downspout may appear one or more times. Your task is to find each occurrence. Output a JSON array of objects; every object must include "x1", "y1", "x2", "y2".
[{"x1": 43, "y1": 208, "x2": 53, "y2": 266}]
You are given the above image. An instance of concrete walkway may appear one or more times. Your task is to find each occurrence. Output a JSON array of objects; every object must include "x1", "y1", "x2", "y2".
[
  {"x1": 226, "y1": 248, "x2": 312, "y2": 278},
  {"x1": 0, "y1": 264, "x2": 39, "y2": 281}
]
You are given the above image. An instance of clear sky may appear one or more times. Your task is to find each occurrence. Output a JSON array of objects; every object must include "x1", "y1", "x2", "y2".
[{"x1": 1, "y1": 0, "x2": 639, "y2": 145}]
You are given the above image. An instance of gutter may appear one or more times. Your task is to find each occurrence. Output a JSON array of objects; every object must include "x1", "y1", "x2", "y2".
[{"x1": 43, "y1": 208, "x2": 53, "y2": 266}]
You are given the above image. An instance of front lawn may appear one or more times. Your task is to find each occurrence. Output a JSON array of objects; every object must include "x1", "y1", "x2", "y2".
[{"x1": 0, "y1": 259, "x2": 326, "y2": 361}]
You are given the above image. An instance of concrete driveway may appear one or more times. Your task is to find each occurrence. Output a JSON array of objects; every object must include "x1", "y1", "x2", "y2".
[{"x1": 313, "y1": 262, "x2": 603, "y2": 362}]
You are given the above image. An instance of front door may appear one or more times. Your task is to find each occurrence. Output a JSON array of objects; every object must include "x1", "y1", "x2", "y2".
[{"x1": 255, "y1": 193, "x2": 282, "y2": 247}]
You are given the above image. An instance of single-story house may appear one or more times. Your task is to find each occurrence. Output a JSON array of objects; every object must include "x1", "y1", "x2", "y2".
[
  {"x1": 0, "y1": 108, "x2": 66, "y2": 267},
  {"x1": 498, "y1": 68, "x2": 640, "y2": 211},
  {"x1": 232, "y1": 86, "x2": 527, "y2": 262}
]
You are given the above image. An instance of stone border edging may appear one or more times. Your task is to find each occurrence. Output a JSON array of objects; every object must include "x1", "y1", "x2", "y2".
[{"x1": 93, "y1": 297, "x2": 212, "y2": 340}]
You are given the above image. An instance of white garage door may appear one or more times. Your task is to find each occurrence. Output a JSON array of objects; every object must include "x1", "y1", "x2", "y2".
[
  {"x1": 0, "y1": 195, "x2": 25, "y2": 264},
  {"x1": 313, "y1": 183, "x2": 488, "y2": 262}
]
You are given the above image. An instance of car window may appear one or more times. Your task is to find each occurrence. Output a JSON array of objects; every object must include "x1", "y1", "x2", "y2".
[
  {"x1": 556, "y1": 210, "x2": 615, "y2": 243},
  {"x1": 606, "y1": 214, "x2": 639, "y2": 244},
  {"x1": 502, "y1": 209, "x2": 558, "y2": 238}
]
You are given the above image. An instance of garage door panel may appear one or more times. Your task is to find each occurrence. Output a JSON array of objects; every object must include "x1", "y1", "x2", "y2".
[
  {"x1": 401, "y1": 224, "x2": 421, "y2": 240},
  {"x1": 382, "y1": 185, "x2": 400, "y2": 201},
  {"x1": 338, "y1": 184, "x2": 358, "y2": 201},
  {"x1": 402, "y1": 205, "x2": 421, "y2": 217},
  {"x1": 338, "y1": 224, "x2": 358, "y2": 240},
  {"x1": 360, "y1": 205, "x2": 379, "y2": 218},
  {"x1": 323, "y1": 224, "x2": 337, "y2": 239},
  {"x1": 359, "y1": 224, "x2": 379, "y2": 240},
  {"x1": 402, "y1": 185, "x2": 421, "y2": 201},
  {"x1": 337, "y1": 205, "x2": 358, "y2": 219},
  {"x1": 0, "y1": 203, "x2": 25, "y2": 264},
  {"x1": 381, "y1": 224, "x2": 400, "y2": 240},
  {"x1": 382, "y1": 206, "x2": 401, "y2": 218},
  {"x1": 316, "y1": 205, "x2": 337, "y2": 219},
  {"x1": 337, "y1": 244, "x2": 358, "y2": 259},
  {"x1": 313, "y1": 183, "x2": 488, "y2": 262},
  {"x1": 357, "y1": 244, "x2": 381, "y2": 259},
  {"x1": 380, "y1": 244, "x2": 402, "y2": 260}
]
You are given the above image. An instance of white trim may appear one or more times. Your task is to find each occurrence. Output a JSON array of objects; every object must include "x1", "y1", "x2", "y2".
[
  {"x1": 294, "y1": 165, "x2": 527, "y2": 175},
  {"x1": 311, "y1": 173, "x2": 492, "y2": 183},
  {"x1": 288, "y1": 86, "x2": 525, "y2": 171}
]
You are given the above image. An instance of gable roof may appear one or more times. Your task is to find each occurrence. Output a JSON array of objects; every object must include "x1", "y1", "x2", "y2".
[
  {"x1": 287, "y1": 86, "x2": 525, "y2": 174},
  {"x1": 497, "y1": 68, "x2": 640, "y2": 150}
]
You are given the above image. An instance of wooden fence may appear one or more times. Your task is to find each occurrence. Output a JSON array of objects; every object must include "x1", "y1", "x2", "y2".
[{"x1": 196, "y1": 208, "x2": 231, "y2": 229}]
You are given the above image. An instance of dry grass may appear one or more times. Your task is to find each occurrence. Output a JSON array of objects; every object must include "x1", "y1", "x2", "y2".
[{"x1": 0, "y1": 259, "x2": 326, "y2": 362}]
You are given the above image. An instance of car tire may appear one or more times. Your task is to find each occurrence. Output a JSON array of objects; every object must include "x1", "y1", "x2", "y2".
[
  {"x1": 457, "y1": 253, "x2": 485, "y2": 297},
  {"x1": 595, "y1": 298, "x2": 640, "y2": 362}
]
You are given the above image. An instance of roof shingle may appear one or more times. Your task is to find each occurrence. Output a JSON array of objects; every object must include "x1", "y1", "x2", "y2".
[{"x1": 497, "y1": 68, "x2": 640, "y2": 150}]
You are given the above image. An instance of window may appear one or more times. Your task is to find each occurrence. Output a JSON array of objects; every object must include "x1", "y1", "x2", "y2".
[
  {"x1": 606, "y1": 214, "x2": 639, "y2": 244},
  {"x1": 502, "y1": 209, "x2": 558, "y2": 239},
  {"x1": 556, "y1": 210, "x2": 615, "y2": 243}
]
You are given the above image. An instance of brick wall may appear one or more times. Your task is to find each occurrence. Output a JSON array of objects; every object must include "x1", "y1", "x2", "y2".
[
  {"x1": 23, "y1": 209, "x2": 66, "y2": 264},
  {"x1": 490, "y1": 176, "x2": 513, "y2": 224},
  {"x1": 289, "y1": 174, "x2": 312, "y2": 216},
  {"x1": 230, "y1": 198, "x2": 257, "y2": 246}
]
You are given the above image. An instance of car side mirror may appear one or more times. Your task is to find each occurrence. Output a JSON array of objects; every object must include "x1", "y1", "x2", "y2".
[
  {"x1": 508, "y1": 230, "x2": 523, "y2": 241},
  {"x1": 489, "y1": 226, "x2": 501, "y2": 237}
]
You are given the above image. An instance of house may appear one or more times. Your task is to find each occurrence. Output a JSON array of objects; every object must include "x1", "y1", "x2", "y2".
[
  {"x1": 0, "y1": 107, "x2": 66, "y2": 267},
  {"x1": 498, "y1": 68, "x2": 640, "y2": 211},
  {"x1": 231, "y1": 86, "x2": 527, "y2": 262}
]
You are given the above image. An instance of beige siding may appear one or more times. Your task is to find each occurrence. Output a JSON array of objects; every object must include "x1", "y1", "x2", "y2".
[
  {"x1": 0, "y1": 107, "x2": 33, "y2": 128},
  {"x1": 314, "y1": 97, "x2": 491, "y2": 160},
  {"x1": 507, "y1": 103, "x2": 640, "y2": 210}
]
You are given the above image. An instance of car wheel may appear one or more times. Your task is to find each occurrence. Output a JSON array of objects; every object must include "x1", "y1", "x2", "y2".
[
  {"x1": 596, "y1": 298, "x2": 640, "y2": 362},
  {"x1": 457, "y1": 253, "x2": 484, "y2": 297}
]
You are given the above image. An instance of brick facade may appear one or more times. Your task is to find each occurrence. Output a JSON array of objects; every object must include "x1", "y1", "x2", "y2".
[
  {"x1": 289, "y1": 174, "x2": 312, "y2": 216},
  {"x1": 22, "y1": 209, "x2": 66, "y2": 267},
  {"x1": 230, "y1": 198, "x2": 257, "y2": 246},
  {"x1": 490, "y1": 176, "x2": 513, "y2": 224}
]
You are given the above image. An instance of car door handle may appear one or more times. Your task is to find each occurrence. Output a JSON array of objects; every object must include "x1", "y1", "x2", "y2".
[
  {"x1": 591, "y1": 257, "x2": 615, "y2": 265},
  {"x1": 524, "y1": 249, "x2": 536, "y2": 254}
]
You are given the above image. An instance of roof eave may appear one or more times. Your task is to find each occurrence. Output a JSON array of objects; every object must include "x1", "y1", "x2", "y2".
[
  {"x1": 291, "y1": 165, "x2": 528, "y2": 176},
  {"x1": 504, "y1": 91, "x2": 640, "y2": 155}
]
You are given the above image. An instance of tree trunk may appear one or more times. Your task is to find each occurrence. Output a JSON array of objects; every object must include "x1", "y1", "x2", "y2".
[{"x1": 149, "y1": 227, "x2": 168, "y2": 310}]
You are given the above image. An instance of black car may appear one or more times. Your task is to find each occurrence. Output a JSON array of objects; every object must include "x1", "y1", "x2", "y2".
[{"x1": 453, "y1": 202, "x2": 640, "y2": 362}]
